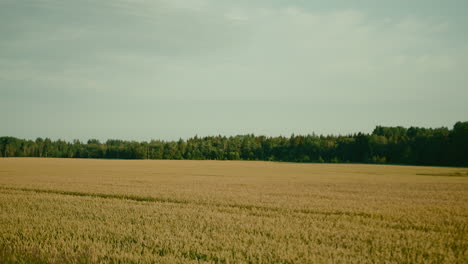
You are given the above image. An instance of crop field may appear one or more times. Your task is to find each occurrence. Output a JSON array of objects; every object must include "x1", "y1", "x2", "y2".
[{"x1": 0, "y1": 158, "x2": 467, "y2": 263}]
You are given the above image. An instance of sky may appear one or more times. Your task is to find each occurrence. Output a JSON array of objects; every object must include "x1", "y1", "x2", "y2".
[{"x1": 1, "y1": 0, "x2": 467, "y2": 141}]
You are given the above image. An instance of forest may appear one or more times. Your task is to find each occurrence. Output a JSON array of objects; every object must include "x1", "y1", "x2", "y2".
[{"x1": 1, "y1": 121, "x2": 467, "y2": 166}]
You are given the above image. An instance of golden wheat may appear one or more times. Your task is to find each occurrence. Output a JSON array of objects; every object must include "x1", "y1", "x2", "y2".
[{"x1": 0, "y1": 158, "x2": 467, "y2": 263}]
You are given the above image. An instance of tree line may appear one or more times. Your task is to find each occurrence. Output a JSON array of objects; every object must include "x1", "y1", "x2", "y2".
[{"x1": 1, "y1": 122, "x2": 467, "y2": 166}]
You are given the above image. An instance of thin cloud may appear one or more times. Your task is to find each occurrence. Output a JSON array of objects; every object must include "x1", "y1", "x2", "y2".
[{"x1": 0, "y1": 1, "x2": 467, "y2": 140}]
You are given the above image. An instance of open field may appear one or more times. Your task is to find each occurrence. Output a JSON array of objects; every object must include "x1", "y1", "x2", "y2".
[{"x1": 0, "y1": 158, "x2": 467, "y2": 263}]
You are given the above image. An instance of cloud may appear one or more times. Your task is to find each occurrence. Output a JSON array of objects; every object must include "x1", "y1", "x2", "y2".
[
  {"x1": 1, "y1": 1, "x2": 467, "y2": 140},
  {"x1": 1, "y1": 1, "x2": 467, "y2": 107}
]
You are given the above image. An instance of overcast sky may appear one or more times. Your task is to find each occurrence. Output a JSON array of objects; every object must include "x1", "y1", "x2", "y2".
[{"x1": 1, "y1": 0, "x2": 467, "y2": 141}]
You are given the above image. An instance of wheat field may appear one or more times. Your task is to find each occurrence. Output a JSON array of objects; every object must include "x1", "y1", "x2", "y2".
[{"x1": 0, "y1": 158, "x2": 467, "y2": 263}]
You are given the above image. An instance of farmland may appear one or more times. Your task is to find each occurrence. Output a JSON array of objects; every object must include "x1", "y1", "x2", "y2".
[{"x1": 0, "y1": 158, "x2": 467, "y2": 263}]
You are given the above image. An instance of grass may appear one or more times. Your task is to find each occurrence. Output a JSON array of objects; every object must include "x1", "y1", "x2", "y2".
[{"x1": 0, "y1": 158, "x2": 467, "y2": 263}]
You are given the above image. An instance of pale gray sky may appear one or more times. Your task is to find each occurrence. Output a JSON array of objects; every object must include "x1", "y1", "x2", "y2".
[{"x1": 1, "y1": 0, "x2": 467, "y2": 141}]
